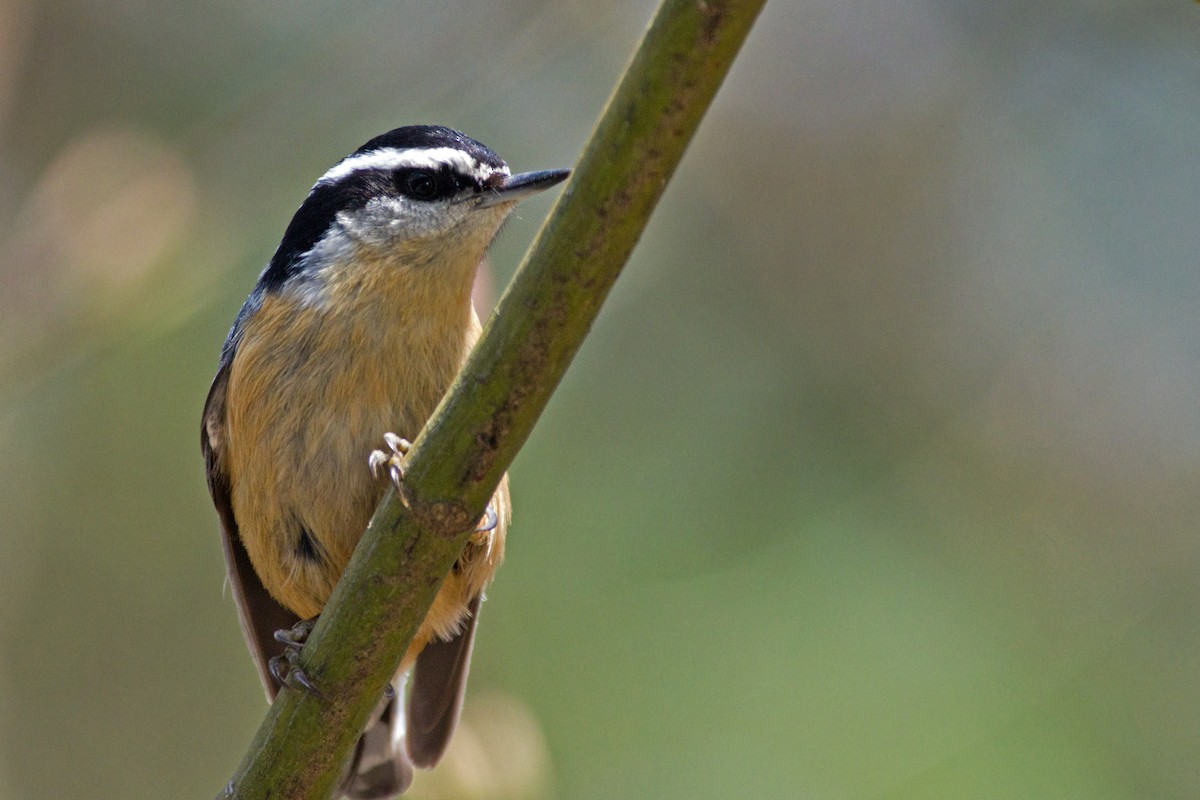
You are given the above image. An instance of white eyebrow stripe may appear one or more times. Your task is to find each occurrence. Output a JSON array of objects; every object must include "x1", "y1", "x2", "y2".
[{"x1": 316, "y1": 147, "x2": 508, "y2": 187}]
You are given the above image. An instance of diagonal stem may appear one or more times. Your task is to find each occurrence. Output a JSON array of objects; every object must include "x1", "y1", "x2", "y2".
[{"x1": 220, "y1": 1, "x2": 767, "y2": 797}]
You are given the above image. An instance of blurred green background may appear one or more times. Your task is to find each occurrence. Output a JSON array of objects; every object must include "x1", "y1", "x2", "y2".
[{"x1": 1, "y1": 1, "x2": 1198, "y2": 798}]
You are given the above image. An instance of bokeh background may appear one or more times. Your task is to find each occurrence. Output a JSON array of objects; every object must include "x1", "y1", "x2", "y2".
[{"x1": 1, "y1": 1, "x2": 1198, "y2": 798}]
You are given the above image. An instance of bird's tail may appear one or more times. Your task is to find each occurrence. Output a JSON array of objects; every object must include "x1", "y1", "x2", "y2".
[{"x1": 340, "y1": 688, "x2": 413, "y2": 799}]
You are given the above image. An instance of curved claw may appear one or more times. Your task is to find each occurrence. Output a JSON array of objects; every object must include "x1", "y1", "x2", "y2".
[
  {"x1": 477, "y1": 504, "x2": 499, "y2": 533},
  {"x1": 288, "y1": 666, "x2": 323, "y2": 697},
  {"x1": 268, "y1": 647, "x2": 326, "y2": 699}
]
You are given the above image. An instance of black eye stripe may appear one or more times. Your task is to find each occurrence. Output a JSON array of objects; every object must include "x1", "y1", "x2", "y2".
[{"x1": 394, "y1": 166, "x2": 477, "y2": 201}]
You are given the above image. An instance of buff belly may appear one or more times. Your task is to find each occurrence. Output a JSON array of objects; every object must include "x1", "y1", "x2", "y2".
[{"x1": 222, "y1": 287, "x2": 506, "y2": 666}]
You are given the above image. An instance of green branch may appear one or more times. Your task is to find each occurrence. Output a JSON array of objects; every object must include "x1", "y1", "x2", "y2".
[{"x1": 219, "y1": 0, "x2": 766, "y2": 797}]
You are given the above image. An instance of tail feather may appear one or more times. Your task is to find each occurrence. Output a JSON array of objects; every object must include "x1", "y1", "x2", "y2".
[
  {"x1": 341, "y1": 690, "x2": 413, "y2": 799},
  {"x1": 341, "y1": 582, "x2": 491, "y2": 794}
]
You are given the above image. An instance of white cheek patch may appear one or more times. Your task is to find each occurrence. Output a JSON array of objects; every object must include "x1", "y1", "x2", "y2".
[
  {"x1": 317, "y1": 147, "x2": 508, "y2": 187},
  {"x1": 339, "y1": 195, "x2": 454, "y2": 242}
]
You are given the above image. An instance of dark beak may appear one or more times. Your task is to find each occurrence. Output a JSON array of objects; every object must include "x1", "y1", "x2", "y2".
[{"x1": 474, "y1": 168, "x2": 570, "y2": 209}]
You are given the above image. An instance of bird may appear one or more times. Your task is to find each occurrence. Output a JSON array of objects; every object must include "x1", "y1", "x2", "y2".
[{"x1": 201, "y1": 124, "x2": 568, "y2": 798}]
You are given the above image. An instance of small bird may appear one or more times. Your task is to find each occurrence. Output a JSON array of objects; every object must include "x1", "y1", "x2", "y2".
[{"x1": 201, "y1": 125, "x2": 568, "y2": 798}]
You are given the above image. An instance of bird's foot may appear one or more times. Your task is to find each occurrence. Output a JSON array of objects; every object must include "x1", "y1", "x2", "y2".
[
  {"x1": 369, "y1": 432, "x2": 412, "y2": 494},
  {"x1": 370, "y1": 432, "x2": 496, "y2": 536},
  {"x1": 268, "y1": 618, "x2": 324, "y2": 698}
]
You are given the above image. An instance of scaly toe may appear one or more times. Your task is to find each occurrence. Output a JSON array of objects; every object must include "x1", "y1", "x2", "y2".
[{"x1": 274, "y1": 618, "x2": 317, "y2": 649}]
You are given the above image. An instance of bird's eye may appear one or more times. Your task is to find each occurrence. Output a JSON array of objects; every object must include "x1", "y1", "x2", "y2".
[{"x1": 404, "y1": 170, "x2": 438, "y2": 200}]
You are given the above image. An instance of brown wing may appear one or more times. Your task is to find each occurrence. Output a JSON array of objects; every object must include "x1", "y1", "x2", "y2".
[
  {"x1": 405, "y1": 594, "x2": 481, "y2": 768},
  {"x1": 201, "y1": 363, "x2": 299, "y2": 702}
]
